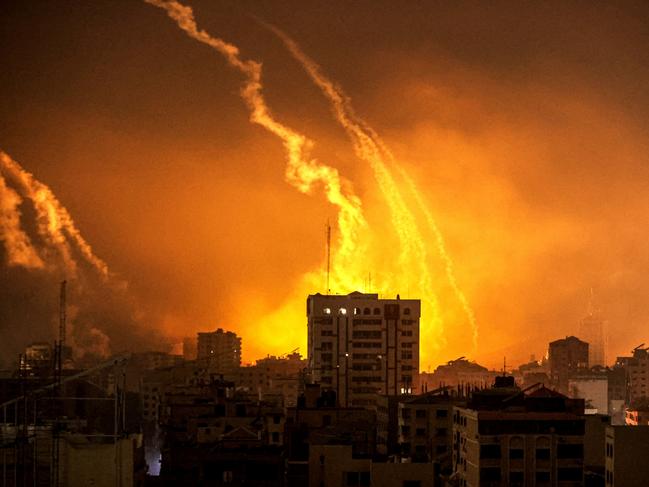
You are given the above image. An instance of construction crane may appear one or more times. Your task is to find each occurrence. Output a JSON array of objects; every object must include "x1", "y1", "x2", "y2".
[{"x1": 55, "y1": 280, "x2": 67, "y2": 387}]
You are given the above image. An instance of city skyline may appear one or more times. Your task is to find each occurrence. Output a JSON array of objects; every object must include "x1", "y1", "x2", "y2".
[{"x1": 3, "y1": 1, "x2": 649, "y2": 370}]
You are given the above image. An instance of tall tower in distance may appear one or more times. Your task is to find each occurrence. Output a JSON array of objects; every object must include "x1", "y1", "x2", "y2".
[{"x1": 579, "y1": 289, "x2": 607, "y2": 367}]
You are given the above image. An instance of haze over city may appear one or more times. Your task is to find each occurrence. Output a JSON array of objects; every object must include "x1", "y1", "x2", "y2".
[{"x1": 3, "y1": 0, "x2": 649, "y2": 370}]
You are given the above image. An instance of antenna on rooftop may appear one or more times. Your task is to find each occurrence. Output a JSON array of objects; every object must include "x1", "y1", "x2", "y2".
[{"x1": 325, "y1": 221, "x2": 331, "y2": 295}]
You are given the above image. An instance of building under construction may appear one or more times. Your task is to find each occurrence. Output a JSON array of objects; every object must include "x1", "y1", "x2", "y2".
[{"x1": 0, "y1": 355, "x2": 145, "y2": 487}]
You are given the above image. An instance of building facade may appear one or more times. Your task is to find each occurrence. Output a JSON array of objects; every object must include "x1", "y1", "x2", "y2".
[
  {"x1": 605, "y1": 425, "x2": 649, "y2": 486},
  {"x1": 397, "y1": 389, "x2": 461, "y2": 475},
  {"x1": 548, "y1": 336, "x2": 589, "y2": 393},
  {"x1": 307, "y1": 292, "x2": 420, "y2": 407},
  {"x1": 197, "y1": 328, "x2": 242, "y2": 374},
  {"x1": 452, "y1": 377, "x2": 586, "y2": 487}
]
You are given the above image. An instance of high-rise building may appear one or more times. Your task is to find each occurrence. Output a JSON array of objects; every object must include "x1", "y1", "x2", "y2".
[
  {"x1": 197, "y1": 328, "x2": 241, "y2": 374},
  {"x1": 580, "y1": 310, "x2": 607, "y2": 367},
  {"x1": 306, "y1": 292, "x2": 420, "y2": 407},
  {"x1": 548, "y1": 336, "x2": 589, "y2": 393}
]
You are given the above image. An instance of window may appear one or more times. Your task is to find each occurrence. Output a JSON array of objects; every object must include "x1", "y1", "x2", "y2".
[
  {"x1": 273, "y1": 415, "x2": 281, "y2": 424},
  {"x1": 321, "y1": 330, "x2": 334, "y2": 336},
  {"x1": 510, "y1": 448, "x2": 524, "y2": 459},
  {"x1": 272, "y1": 432, "x2": 280, "y2": 442},
  {"x1": 535, "y1": 471, "x2": 550, "y2": 482},
  {"x1": 558, "y1": 468, "x2": 582, "y2": 482},
  {"x1": 557, "y1": 443, "x2": 583, "y2": 459},
  {"x1": 401, "y1": 425, "x2": 411, "y2": 435},
  {"x1": 436, "y1": 409, "x2": 448, "y2": 418},
  {"x1": 373, "y1": 307, "x2": 381, "y2": 315},
  {"x1": 323, "y1": 308, "x2": 331, "y2": 314},
  {"x1": 435, "y1": 445, "x2": 447, "y2": 455},
  {"x1": 321, "y1": 342, "x2": 333, "y2": 351},
  {"x1": 321, "y1": 353, "x2": 333, "y2": 362},
  {"x1": 401, "y1": 330, "x2": 413, "y2": 336},
  {"x1": 363, "y1": 307, "x2": 371, "y2": 315},
  {"x1": 480, "y1": 444, "x2": 501, "y2": 459},
  {"x1": 402, "y1": 352, "x2": 413, "y2": 359},
  {"x1": 480, "y1": 467, "x2": 501, "y2": 482},
  {"x1": 353, "y1": 330, "x2": 382, "y2": 339},
  {"x1": 339, "y1": 308, "x2": 347, "y2": 315},
  {"x1": 404, "y1": 308, "x2": 411, "y2": 315},
  {"x1": 509, "y1": 471, "x2": 524, "y2": 484},
  {"x1": 436, "y1": 428, "x2": 447, "y2": 437},
  {"x1": 415, "y1": 409, "x2": 427, "y2": 418},
  {"x1": 345, "y1": 471, "x2": 370, "y2": 487},
  {"x1": 416, "y1": 428, "x2": 426, "y2": 437},
  {"x1": 536, "y1": 448, "x2": 550, "y2": 460},
  {"x1": 354, "y1": 307, "x2": 361, "y2": 315}
]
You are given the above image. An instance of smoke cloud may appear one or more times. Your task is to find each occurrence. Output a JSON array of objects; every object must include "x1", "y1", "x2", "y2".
[
  {"x1": 0, "y1": 150, "x2": 164, "y2": 363},
  {"x1": 2, "y1": 1, "x2": 649, "y2": 368}
]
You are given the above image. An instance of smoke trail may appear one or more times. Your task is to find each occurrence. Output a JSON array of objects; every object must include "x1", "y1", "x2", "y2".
[
  {"x1": 397, "y1": 168, "x2": 478, "y2": 349},
  {"x1": 144, "y1": 0, "x2": 367, "y2": 289},
  {"x1": 0, "y1": 150, "x2": 109, "y2": 278},
  {"x1": 0, "y1": 173, "x2": 44, "y2": 269},
  {"x1": 265, "y1": 25, "x2": 449, "y2": 349}
]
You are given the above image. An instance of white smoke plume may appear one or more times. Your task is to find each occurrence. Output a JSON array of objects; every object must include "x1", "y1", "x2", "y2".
[
  {"x1": 0, "y1": 172, "x2": 44, "y2": 269},
  {"x1": 144, "y1": 0, "x2": 367, "y2": 290}
]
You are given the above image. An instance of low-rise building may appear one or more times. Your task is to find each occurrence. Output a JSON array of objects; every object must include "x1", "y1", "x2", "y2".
[
  {"x1": 397, "y1": 388, "x2": 462, "y2": 475},
  {"x1": 309, "y1": 444, "x2": 435, "y2": 487},
  {"x1": 568, "y1": 372, "x2": 608, "y2": 414},
  {"x1": 420, "y1": 358, "x2": 496, "y2": 391}
]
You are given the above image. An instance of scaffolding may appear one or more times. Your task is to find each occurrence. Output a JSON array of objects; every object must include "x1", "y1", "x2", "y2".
[{"x1": 0, "y1": 355, "x2": 130, "y2": 487}]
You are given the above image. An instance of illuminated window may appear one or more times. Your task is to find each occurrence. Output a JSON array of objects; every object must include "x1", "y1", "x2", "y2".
[
  {"x1": 354, "y1": 307, "x2": 361, "y2": 315},
  {"x1": 323, "y1": 308, "x2": 331, "y2": 315},
  {"x1": 339, "y1": 308, "x2": 347, "y2": 315}
]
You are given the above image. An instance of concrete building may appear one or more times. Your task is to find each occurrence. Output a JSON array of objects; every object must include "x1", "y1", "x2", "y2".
[
  {"x1": 605, "y1": 425, "x2": 649, "y2": 486},
  {"x1": 59, "y1": 433, "x2": 145, "y2": 487},
  {"x1": 548, "y1": 336, "x2": 589, "y2": 393},
  {"x1": 452, "y1": 377, "x2": 586, "y2": 487},
  {"x1": 397, "y1": 388, "x2": 461, "y2": 473},
  {"x1": 132, "y1": 351, "x2": 183, "y2": 371},
  {"x1": 420, "y1": 358, "x2": 497, "y2": 391},
  {"x1": 568, "y1": 373, "x2": 608, "y2": 414},
  {"x1": 197, "y1": 328, "x2": 242, "y2": 374},
  {"x1": 624, "y1": 398, "x2": 649, "y2": 425},
  {"x1": 307, "y1": 292, "x2": 420, "y2": 407},
  {"x1": 309, "y1": 444, "x2": 435, "y2": 487},
  {"x1": 617, "y1": 344, "x2": 649, "y2": 403},
  {"x1": 583, "y1": 414, "x2": 610, "y2": 485},
  {"x1": 229, "y1": 352, "x2": 306, "y2": 407},
  {"x1": 285, "y1": 384, "x2": 378, "y2": 487}
]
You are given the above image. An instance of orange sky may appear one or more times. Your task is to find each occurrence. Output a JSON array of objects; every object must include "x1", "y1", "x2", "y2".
[{"x1": 2, "y1": 1, "x2": 649, "y2": 369}]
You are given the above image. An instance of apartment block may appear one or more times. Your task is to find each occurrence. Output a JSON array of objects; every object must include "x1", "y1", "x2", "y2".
[
  {"x1": 307, "y1": 292, "x2": 420, "y2": 407},
  {"x1": 452, "y1": 377, "x2": 586, "y2": 487}
]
